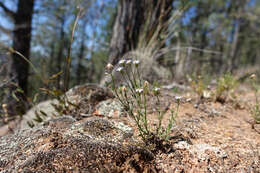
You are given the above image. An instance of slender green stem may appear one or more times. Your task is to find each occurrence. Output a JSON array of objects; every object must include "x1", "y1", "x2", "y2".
[
  {"x1": 143, "y1": 92, "x2": 149, "y2": 133},
  {"x1": 120, "y1": 72, "x2": 137, "y2": 98},
  {"x1": 120, "y1": 90, "x2": 130, "y2": 108},
  {"x1": 129, "y1": 111, "x2": 146, "y2": 140},
  {"x1": 64, "y1": 8, "x2": 82, "y2": 92},
  {"x1": 130, "y1": 65, "x2": 138, "y2": 87},
  {"x1": 7, "y1": 48, "x2": 46, "y2": 84},
  {"x1": 136, "y1": 65, "x2": 142, "y2": 87},
  {"x1": 125, "y1": 67, "x2": 135, "y2": 88},
  {"x1": 156, "y1": 95, "x2": 162, "y2": 135},
  {"x1": 110, "y1": 74, "x2": 125, "y2": 105},
  {"x1": 164, "y1": 102, "x2": 179, "y2": 140}
]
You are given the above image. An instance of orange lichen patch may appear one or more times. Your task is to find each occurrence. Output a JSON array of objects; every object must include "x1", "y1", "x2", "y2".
[
  {"x1": 92, "y1": 110, "x2": 103, "y2": 117},
  {"x1": 34, "y1": 137, "x2": 54, "y2": 152}
]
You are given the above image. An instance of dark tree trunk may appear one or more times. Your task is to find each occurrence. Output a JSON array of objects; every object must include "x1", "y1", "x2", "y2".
[
  {"x1": 108, "y1": 0, "x2": 143, "y2": 65},
  {"x1": 76, "y1": 38, "x2": 85, "y2": 85},
  {"x1": 108, "y1": 0, "x2": 174, "y2": 66},
  {"x1": 227, "y1": 0, "x2": 246, "y2": 72},
  {"x1": 56, "y1": 17, "x2": 65, "y2": 90},
  {"x1": 2, "y1": 0, "x2": 34, "y2": 115},
  {"x1": 49, "y1": 41, "x2": 56, "y2": 76},
  {"x1": 11, "y1": 0, "x2": 34, "y2": 96},
  {"x1": 228, "y1": 19, "x2": 240, "y2": 72}
]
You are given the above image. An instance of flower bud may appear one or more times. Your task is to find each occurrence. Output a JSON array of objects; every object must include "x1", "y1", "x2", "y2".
[
  {"x1": 175, "y1": 96, "x2": 182, "y2": 102},
  {"x1": 121, "y1": 86, "x2": 127, "y2": 92},
  {"x1": 144, "y1": 81, "x2": 149, "y2": 88},
  {"x1": 153, "y1": 87, "x2": 160, "y2": 95}
]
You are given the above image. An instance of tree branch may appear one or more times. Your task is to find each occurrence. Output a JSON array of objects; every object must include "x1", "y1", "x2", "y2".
[
  {"x1": 0, "y1": 2, "x2": 15, "y2": 19},
  {"x1": 0, "y1": 24, "x2": 12, "y2": 38}
]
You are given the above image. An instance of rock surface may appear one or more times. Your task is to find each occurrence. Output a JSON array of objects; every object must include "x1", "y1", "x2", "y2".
[
  {"x1": 94, "y1": 99, "x2": 125, "y2": 118},
  {"x1": 1, "y1": 84, "x2": 260, "y2": 172},
  {"x1": 0, "y1": 116, "x2": 154, "y2": 172}
]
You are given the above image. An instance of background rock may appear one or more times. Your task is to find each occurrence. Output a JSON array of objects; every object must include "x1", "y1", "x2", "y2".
[
  {"x1": 94, "y1": 99, "x2": 125, "y2": 118},
  {"x1": 19, "y1": 84, "x2": 114, "y2": 130}
]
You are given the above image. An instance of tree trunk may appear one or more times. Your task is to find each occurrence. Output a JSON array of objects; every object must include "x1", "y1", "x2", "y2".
[
  {"x1": 174, "y1": 34, "x2": 184, "y2": 81},
  {"x1": 56, "y1": 17, "x2": 65, "y2": 90},
  {"x1": 108, "y1": 0, "x2": 174, "y2": 66},
  {"x1": 11, "y1": 0, "x2": 34, "y2": 95},
  {"x1": 76, "y1": 38, "x2": 85, "y2": 85},
  {"x1": 3, "y1": 0, "x2": 34, "y2": 115},
  {"x1": 228, "y1": 20, "x2": 240, "y2": 72},
  {"x1": 227, "y1": 0, "x2": 246, "y2": 72},
  {"x1": 108, "y1": 0, "x2": 142, "y2": 65}
]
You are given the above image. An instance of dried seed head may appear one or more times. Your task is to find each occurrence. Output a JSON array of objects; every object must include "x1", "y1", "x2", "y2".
[
  {"x1": 2, "y1": 104, "x2": 8, "y2": 116},
  {"x1": 2, "y1": 104, "x2": 7, "y2": 109},
  {"x1": 144, "y1": 81, "x2": 149, "y2": 88},
  {"x1": 106, "y1": 63, "x2": 113, "y2": 71},
  {"x1": 250, "y1": 74, "x2": 256, "y2": 79}
]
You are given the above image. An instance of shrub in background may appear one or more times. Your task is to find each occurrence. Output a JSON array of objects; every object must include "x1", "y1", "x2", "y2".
[
  {"x1": 215, "y1": 73, "x2": 238, "y2": 103},
  {"x1": 250, "y1": 74, "x2": 260, "y2": 124}
]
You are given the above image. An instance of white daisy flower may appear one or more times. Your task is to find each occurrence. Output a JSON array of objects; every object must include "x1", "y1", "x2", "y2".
[
  {"x1": 133, "y1": 60, "x2": 140, "y2": 65},
  {"x1": 126, "y1": 60, "x2": 132, "y2": 65},
  {"x1": 119, "y1": 59, "x2": 126, "y2": 65},
  {"x1": 116, "y1": 67, "x2": 124, "y2": 72},
  {"x1": 136, "y1": 88, "x2": 143, "y2": 94},
  {"x1": 175, "y1": 96, "x2": 182, "y2": 100}
]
